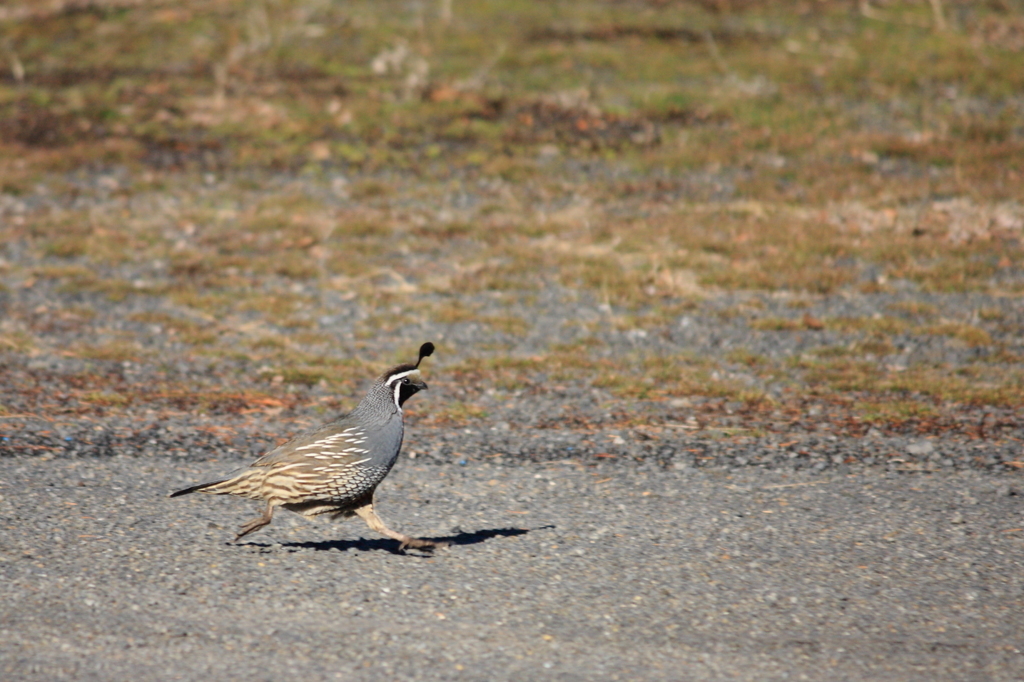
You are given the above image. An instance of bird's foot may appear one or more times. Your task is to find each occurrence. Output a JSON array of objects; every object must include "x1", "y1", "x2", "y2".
[{"x1": 398, "y1": 537, "x2": 449, "y2": 553}]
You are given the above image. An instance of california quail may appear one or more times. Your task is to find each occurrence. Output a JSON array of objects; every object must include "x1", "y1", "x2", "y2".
[{"x1": 170, "y1": 342, "x2": 445, "y2": 551}]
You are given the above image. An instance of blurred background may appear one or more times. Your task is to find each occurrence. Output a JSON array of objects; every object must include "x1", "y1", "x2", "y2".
[{"x1": 0, "y1": 0, "x2": 1022, "y2": 454}]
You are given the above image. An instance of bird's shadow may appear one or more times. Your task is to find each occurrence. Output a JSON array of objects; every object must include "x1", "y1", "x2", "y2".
[{"x1": 241, "y1": 526, "x2": 535, "y2": 556}]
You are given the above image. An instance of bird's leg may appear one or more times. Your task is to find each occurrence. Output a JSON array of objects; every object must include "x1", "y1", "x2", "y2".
[
  {"x1": 354, "y1": 502, "x2": 447, "y2": 552},
  {"x1": 235, "y1": 500, "x2": 275, "y2": 540}
]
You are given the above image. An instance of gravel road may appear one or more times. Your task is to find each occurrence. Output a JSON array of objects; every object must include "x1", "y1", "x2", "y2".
[{"x1": 2, "y1": 450, "x2": 1023, "y2": 680}]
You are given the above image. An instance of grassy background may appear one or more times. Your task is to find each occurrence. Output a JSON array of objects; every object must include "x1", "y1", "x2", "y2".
[{"x1": 1, "y1": 0, "x2": 1023, "y2": 429}]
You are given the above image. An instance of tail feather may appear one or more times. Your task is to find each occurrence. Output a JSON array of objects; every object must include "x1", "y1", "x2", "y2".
[{"x1": 168, "y1": 480, "x2": 227, "y2": 498}]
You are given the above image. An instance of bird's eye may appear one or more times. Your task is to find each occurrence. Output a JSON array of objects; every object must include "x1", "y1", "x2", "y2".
[{"x1": 401, "y1": 378, "x2": 410, "y2": 385}]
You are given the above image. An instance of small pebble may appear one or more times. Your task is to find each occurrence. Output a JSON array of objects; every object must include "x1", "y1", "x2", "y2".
[{"x1": 907, "y1": 440, "x2": 935, "y2": 456}]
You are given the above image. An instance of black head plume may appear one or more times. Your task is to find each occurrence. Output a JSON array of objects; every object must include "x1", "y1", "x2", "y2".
[{"x1": 416, "y1": 342, "x2": 435, "y2": 367}]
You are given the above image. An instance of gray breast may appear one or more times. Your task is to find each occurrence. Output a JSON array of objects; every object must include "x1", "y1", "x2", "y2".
[
  {"x1": 295, "y1": 410, "x2": 404, "y2": 507},
  {"x1": 358, "y1": 409, "x2": 405, "y2": 469}
]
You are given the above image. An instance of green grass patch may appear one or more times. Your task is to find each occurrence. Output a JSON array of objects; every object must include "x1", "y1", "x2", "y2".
[
  {"x1": 825, "y1": 316, "x2": 909, "y2": 335},
  {"x1": 977, "y1": 307, "x2": 1005, "y2": 322},
  {"x1": 750, "y1": 317, "x2": 804, "y2": 332},
  {"x1": 0, "y1": 330, "x2": 37, "y2": 353},
  {"x1": 855, "y1": 400, "x2": 939, "y2": 424},
  {"x1": 80, "y1": 391, "x2": 131, "y2": 407},
  {"x1": 431, "y1": 401, "x2": 489, "y2": 423},
  {"x1": 886, "y1": 301, "x2": 939, "y2": 319},
  {"x1": 725, "y1": 348, "x2": 768, "y2": 367},
  {"x1": 74, "y1": 341, "x2": 145, "y2": 362},
  {"x1": 919, "y1": 322, "x2": 993, "y2": 347}
]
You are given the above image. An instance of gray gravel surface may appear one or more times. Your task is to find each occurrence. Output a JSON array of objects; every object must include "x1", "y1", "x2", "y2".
[{"x1": 2, "y1": 453, "x2": 1023, "y2": 681}]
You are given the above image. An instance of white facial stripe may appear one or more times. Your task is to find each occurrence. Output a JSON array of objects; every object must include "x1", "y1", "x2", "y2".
[
  {"x1": 385, "y1": 369, "x2": 419, "y2": 386},
  {"x1": 393, "y1": 381, "x2": 403, "y2": 410}
]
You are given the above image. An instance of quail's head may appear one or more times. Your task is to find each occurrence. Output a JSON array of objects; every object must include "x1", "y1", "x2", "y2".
[{"x1": 383, "y1": 342, "x2": 434, "y2": 407}]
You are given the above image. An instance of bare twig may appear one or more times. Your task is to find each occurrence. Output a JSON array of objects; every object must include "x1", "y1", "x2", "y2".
[
  {"x1": 858, "y1": 0, "x2": 885, "y2": 21},
  {"x1": 456, "y1": 42, "x2": 506, "y2": 91},
  {"x1": 212, "y1": 61, "x2": 228, "y2": 109},
  {"x1": 212, "y1": 3, "x2": 275, "y2": 106},
  {"x1": 2, "y1": 39, "x2": 24, "y2": 84},
  {"x1": 703, "y1": 29, "x2": 730, "y2": 75},
  {"x1": 928, "y1": 0, "x2": 947, "y2": 32},
  {"x1": 860, "y1": 0, "x2": 932, "y2": 29}
]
